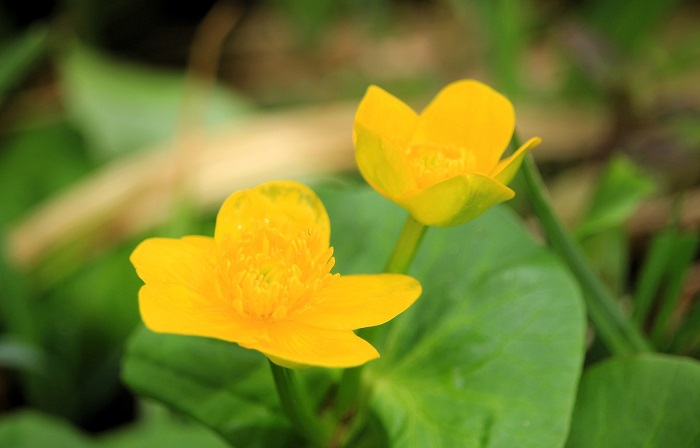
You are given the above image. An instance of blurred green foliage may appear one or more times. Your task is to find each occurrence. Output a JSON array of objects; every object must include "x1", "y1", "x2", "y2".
[
  {"x1": 0, "y1": 120, "x2": 92, "y2": 225},
  {"x1": 60, "y1": 43, "x2": 251, "y2": 158},
  {"x1": 0, "y1": 25, "x2": 48, "y2": 105},
  {"x1": 575, "y1": 156, "x2": 655, "y2": 294},
  {"x1": 566, "y1": 354, "x2": 700, "y2": 447}
]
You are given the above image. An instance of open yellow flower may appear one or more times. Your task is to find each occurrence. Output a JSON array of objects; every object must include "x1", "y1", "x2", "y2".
[
  {"x1": 354, "y1": 79, "x2": 541, "y2": 227},
  {"x1": 130, "y1": 181, "x2": 421, "y2": 368}
]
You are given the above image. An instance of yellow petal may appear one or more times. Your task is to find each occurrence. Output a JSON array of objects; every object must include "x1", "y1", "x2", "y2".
[
  {"x1": 139, "y1": 283, "x2": 259, "y2": 344},
  {"x1": 354, "y1": 85, "x2": 419, "y2": 148},
  {"x1": 398, "y1": 173, "x2": 514, "y2": 227},
  {"x1": 215, "y1": 181, "x2": 330, "y2": 246},
  {"x1": 290, "y1": 274, "x2": 421, "y2": 330},
  {"x1": 244, "y1": 322, "x2": 379, "y2": 368},
  {"x1": 490, "y1": 136, "x2": 541, "y2": 185},
  {"x1": 354, "y1": 86, "x2": 419, "y2": 198},
  {"x1": 412, "y1": 80, "x2": 515, "y2": 173},
  {"x1": 355, "y1": 124, "x2": 418, "y2": 199},
  {"x1": 130, "y1": 236, "x2": 216, "y2": 291}
]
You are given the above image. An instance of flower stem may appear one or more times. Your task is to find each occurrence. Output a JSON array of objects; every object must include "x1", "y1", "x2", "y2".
[
  {"x1": 333, "y1": 214, "x2": 427, "y2": 436},
  {"x1": 517, "y1": 135, "x2": 652, "y2": 355},
  {"x1": 384, "y1": 214, "x2": 428, "y2": 274},
  {"x1": 269, "y1": 360, "x2": 332, "y2": 447}
]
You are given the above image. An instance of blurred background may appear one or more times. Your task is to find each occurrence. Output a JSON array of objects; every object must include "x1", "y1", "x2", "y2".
[{"x1": 0, "y1": 0, "x2": 699, "y2": 444}]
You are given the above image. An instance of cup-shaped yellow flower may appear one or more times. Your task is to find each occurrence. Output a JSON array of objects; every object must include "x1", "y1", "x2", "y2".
[
  {"x1": 130, "y1": 181, "x2": 421, "y2": 368},
  {"x1": 354, "y1": 79, "x2": 542, "y2": 227}
]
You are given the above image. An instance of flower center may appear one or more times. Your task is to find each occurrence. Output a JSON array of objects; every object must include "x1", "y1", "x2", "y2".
[
  {"x1": 216, "y1": 222, "x2": 337, "y2": 322},
  {"x1": 406, "y1": 142, "x2": 477, "y2": 188}
]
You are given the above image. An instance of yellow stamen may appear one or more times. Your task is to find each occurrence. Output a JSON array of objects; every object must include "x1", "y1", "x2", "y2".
[
  {"x1": 406, "y1": 142, "x2": 477, "y2": 188},
  {"x1": 216, "y1": 221, "x2": 337, "y2": 322}
]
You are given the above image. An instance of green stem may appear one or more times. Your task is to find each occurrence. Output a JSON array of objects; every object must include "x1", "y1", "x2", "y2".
[
  {"x1": 384, "y1": 214, "x2": 428, "y2": 274},
  {"x1": 518, "y1": 138, "x2": 652, "y2": 355},
  {"x1": 333, "y1": 214, "x2": 427, "y2": 435},
  {"x1": 269, "y1": 361, "x2": 332, "y2": 447}
]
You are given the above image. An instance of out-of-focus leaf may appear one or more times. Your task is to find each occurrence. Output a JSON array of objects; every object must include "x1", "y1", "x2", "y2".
[
  {"x1": 633, "y1": 218, "x2": 699, "y2": 350},
  {"x1": 633, "y1": 227, "x2": 678, "y2": 327},
  {"x1": 575, "y1": 155, "x2": 654, "y2": 238},
  {"x1": 585, "y1": 0, "x2": 684, "y2": 54},
  {"x1": 0, "y1": 222, "x2": 47, "y2": 409},
  {"x1": 461, "y1": 0, "x2": 530, "y2": 96},
  {"x1": 122, "y1": 328, "x2": 302, "y2": 448},
  {"x1": 0, "y1": 25, "x2": 48, "y2": 105},
  {"x1": 0, "y1": 120, "x2": 91, "y2": 225},
  {"x1": 99, "y1": 416, "x2": 229, "y2": 448},
  {"x1": 670, "y1": 301, "x2": 700, "y2": 356},
  {"x1": 40, "y1": 241, "x2": 143, "y2": 420},
  {"x1": 60, "y1": 43, "x2": 253, "y2": 158},
  {"x1": 0, "y1": 411, "x2": 92, "y2": 448},
  {"x1": 566, "y1": 354, "x2": 700, "y2": 447},
  {"x1": 579, "y1": 229, "x2": 627, "y2": 294},
  {"x1": 0, "y1": 336, "x2": 44, "y2": 371},
  {"x1": 0, "y1": 409, "x2": 232, "y2": 448},
  {"x1": 649, "y1": 232, "x2": 699, "y2": 348}
]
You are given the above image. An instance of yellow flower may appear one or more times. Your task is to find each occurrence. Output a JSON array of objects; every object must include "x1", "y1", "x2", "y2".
[
  {"x1": 354, "y1": 79, "x2": 541, "y2": 227},
  {"x1": 130, "y1": 181, "x2": 421, "y2": 368}
]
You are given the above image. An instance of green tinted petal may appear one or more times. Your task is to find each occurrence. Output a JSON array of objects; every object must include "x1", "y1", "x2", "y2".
[
  {"x1": 355, "y1": 124, "x2": 417, "y2": 198},
  {"x1": 491, "y1": 136, "x2": 541, "y2": 185},
  {"x1": 398, "y1": 173, "x2": 514, "y2": 227}
]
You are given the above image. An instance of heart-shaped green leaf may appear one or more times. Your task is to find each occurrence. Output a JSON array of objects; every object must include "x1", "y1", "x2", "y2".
[
  {"x1": 323, "y1": 186, "x2": 586, "y2": 448},
  {"x1": 566, "y1": 354, "x2": 700, "y2": 447},
  {"x1": 123, "y1": 328, "x2": 302, "y2": 447}
]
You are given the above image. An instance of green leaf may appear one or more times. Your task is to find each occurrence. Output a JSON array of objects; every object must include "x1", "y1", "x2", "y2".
[
  {"x1": 0, "y1": 336, "x2": 44, "y2": 372},
  {"x1": 649, "y1": 232, "x2": 699, "y2": 348},
  {"x1": 670, "y1": 302, "x2": 700, "y2": 355},
  {"x1": 579, "y1": 229, "x2": 628, "y2": 294},
  {"x1": 633, "y1": 220, "x2": 699, "y2": 350},
  {"x1": 585, "y1": 0, "x2": 684, "y2": 54},
  {"x1": 633, "y1": 227, "x2": 677, "y2": 326},
  {"x1": 574, "y1": 156, "x2": 654, "y2": 295},
  {"x1": 321, "y1": 187, "x2": 586, "y2": 448},
  {"x1": 99, "y1": 415, "x2": 229, "y2": 448},
  {"x1": 566, "y1": 354, "x2": 700, "y2": 447},
  {"x1": 0, "y1": 120, "x2": 91, "y2": 226},
  {"x1": 0, "y1": 409, "x2": 232, "y2": 448},
  {"x1": 60, "y1": 43, "x2": 252, "y2": 158},
  {"x1": 122, "y1": 327, "x2": 302, "y2": 447},
  {"x1": 0, "y1": 411, "x2": 92, "y2": 448},
  {"x1": 575, "y1": 155, "x2": 655, "y2": 239},
  {"x1": 0, "y1": 25, "x2": 49, "y2": 105}
]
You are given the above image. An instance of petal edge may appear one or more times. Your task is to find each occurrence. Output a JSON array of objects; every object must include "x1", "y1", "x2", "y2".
[
  {"x1": 412, "y1": 80, "x2": 515, "y2": 173},
  {"x1": 490, "y1": 136, "x2": 541, "y2": 185},
  {"x1": 398, "y1": 173, "x2": 514, "y2": 227},
  {"x1": 245, "y1": 322, "x2": 379, "y2": 368},
  {"x1": 130, "y1": 236, "x2": 216, "y2": 291},
  {"x1": 291, "y1": 274, "x2": 421, "y2": 330},
  {"x1": 139, "y1": 283, "x2": 258, "y2": 344},
  {"x1": 215, "y1": 181, "x2": 331, "y2": 246}
]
